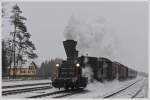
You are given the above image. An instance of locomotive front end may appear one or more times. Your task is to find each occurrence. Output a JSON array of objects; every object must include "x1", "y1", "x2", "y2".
[
  {"x1": 52, "y1": 40, "x2": 87, "y2": 90},
  {"x1": 52, "y1": 61, "x2": 87, "y2": 89}
]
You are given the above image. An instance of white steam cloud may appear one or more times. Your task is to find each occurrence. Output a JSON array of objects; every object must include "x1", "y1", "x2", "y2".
[
  {"x1": 82, "y1": 65, "x2": 94, "y2": 83},
  {"x1": 64, "y1": 16, "x2": 119, "y2": 60}
]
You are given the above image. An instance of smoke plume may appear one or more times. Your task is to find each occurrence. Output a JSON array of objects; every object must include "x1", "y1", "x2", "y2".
[
  {"x1": 82, "y1": 65, "x2": 94, "y2": 83},
  {"x1": 64, "y1": 16, "x2": 118, "y2": 60}
]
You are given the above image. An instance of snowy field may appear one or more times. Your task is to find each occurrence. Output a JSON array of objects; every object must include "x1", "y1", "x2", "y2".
[
  {"x1": 2, "y1": 79, "x2": 51, "y2": 87},
  {"x1": 2, "y1": 76, "x2": 148, "y2": 98}
]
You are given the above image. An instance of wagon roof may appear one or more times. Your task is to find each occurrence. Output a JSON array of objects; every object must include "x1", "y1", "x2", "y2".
[{"x1": 79, "y1": 56, "x2": 112, "y2": 62}]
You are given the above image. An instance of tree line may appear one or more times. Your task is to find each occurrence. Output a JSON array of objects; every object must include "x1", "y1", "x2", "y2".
[{"x1": 37, "y1": 58, "x2": 63, "y2": 79}]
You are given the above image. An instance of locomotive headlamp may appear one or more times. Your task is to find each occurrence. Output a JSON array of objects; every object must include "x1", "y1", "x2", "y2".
[
  {"x1": 76, "y1": 63, "x2": 80, "y2": 67},
  {"x1": 56, "y1": 64, "x2": 59, "y2": 67}
]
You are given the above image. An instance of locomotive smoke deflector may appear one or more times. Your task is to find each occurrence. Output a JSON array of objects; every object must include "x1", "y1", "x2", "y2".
[{"x1": 63, "y1": 40, "x2": 78, "y2": 60}]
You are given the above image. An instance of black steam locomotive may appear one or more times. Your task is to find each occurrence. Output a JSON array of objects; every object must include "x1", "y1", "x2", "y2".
[
  {"x1": 52, "y1": 40, "x2": 88, "y2": 90},
  {"x1": 52, "y1": 39, "x2": 137, "y2": 90}
]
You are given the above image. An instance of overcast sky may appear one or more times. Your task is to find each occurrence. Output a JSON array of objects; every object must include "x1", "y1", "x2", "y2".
[{"x1": 2, "y1": 1, "x2": 148, "y2": 73}]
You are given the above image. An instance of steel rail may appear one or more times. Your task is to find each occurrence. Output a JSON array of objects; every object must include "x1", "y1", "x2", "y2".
[{"x1": 2, "y1": 86, "x2": 52, "y2": 95}]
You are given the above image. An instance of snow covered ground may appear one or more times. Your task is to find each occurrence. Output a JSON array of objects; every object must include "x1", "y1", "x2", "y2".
[
  {"x1": 2, "y1": 76, "x2": 148, "y2": 98},
  {"x1": 2, "y1": 79, "x2": 51, "y2": 87},
  {"x1": 3, "y1": 84, "x2": 51, "y2": 91},
  {"x1": 110, "y1": 78, "x2": 145, "y2": 98},
  {"x1": 66, "y1": 76, "x2": 146, "y2": 98},
  {"x1": 137, "y1": 77, "x2": 148, "y2": 98},
  {"x1": 2, "y1": 87, "x2": 58, "y2": 98}
]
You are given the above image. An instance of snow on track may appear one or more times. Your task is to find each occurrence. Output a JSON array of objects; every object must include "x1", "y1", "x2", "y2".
[
  {"x1": 106, "y1": 79, "x2": 144, "y2": 98},
  {"x1": 2, "y1": 87, "x2": 57, "y2": 98},
  {"x1": 2, "y1": 85, "x2": 52, "y2": 96},
  {"x1": 31, "y1": 89, "x2": 89, "y2": 98},
  {"x1": 52, "y1": 89, "x2": 89, "y2": 98},
  {"x1": 2, "y1": 79, "x2": 52, "y2": 98},
  {"x1": 3, "y1": 76, "x2": 147, "y2": 98},
  {"x1": 2, "y1": 79, "x2": 51, "y2": 87},
  {"x1": 101, "y1": 79, "x2": 142, "y2": 98},
  {"x1": 3, "y1": 84, "x2": 51, "y2": 91},
  {"x1": 132, "y1": 78, "x2": 148, "y2": 98},
  {"x1": 67, "y1": 76, "x2": 145, "y2": 98}
]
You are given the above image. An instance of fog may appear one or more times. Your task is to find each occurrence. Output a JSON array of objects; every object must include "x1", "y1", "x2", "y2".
[{"x1": 2, "y1": 2, "x2": 148, "y2": 73}]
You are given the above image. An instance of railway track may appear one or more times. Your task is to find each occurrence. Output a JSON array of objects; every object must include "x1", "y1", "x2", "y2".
[
  {"x1": 2, "y1": 86, "x2": 52, "y2": 96},
  {"x1": 53, "y1": 89, "x2": 89, "y2": 98},
  {"x1": 2, "y1": 82, "x2": 51, "y2": 89},
  {"x1": 99, "y1": 79, "x2": 143, "y2": 98},
  {"x1": 27, "y1": 90, "x2": 68, "y2": 98},
  {"x1": 131, "y1": 81, "x2": 145, "y2": 98},
  {"x1": 27, "y1": 89, "x2": 88, "y2": 98},
  {"x1": 3, "y1": 78, "x2": 145, "y2": 98}
]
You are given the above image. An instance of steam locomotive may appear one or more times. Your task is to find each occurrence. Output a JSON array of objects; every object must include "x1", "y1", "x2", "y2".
[
  {"x1": 52, "y1": 40, "x2": 88, "y2": 90},
  {"x1": 52, "y1": 40, "x2": 137, "y2": 90}
]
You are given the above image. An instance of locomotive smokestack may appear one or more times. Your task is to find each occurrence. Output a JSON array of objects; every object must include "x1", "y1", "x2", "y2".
[{"x1": 63, "y1": 40, "x2": 78, "y2": 60}]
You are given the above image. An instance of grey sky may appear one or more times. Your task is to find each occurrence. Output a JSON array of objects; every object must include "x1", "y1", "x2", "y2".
[{"x1": 2, "y1": 2, "x2": 148, "y2": 73}]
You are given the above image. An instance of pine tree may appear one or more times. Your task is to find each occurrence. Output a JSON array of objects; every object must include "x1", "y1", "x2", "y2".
[{"x1": 9, "y1": 4, "x2": 38, "y2": 78}]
